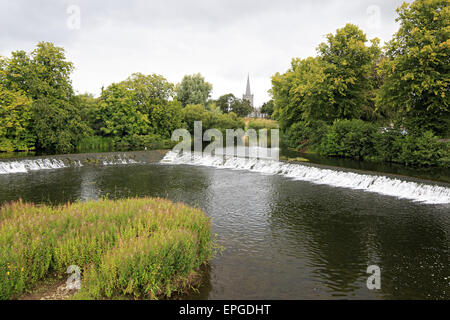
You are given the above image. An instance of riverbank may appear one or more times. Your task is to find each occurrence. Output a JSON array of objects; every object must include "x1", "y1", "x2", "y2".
[{"x1": 0, "y1": 197, "x2": 214, "y2": 300}]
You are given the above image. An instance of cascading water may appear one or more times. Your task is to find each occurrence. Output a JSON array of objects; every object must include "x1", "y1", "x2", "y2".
[
  {"x1": 0, "y1": 154, "x2": 139, "y2": 175},
  {"x1": 161, "y1": 150, "x2": 450, "y2": 205},
  {"x1": 0, "y1": 159, "x2": 75, "y2": 174}
]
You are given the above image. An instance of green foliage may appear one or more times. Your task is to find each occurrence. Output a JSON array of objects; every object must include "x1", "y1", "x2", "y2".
[
  {"x1": 284, "y1": 120, "x2": 328, "y2": 150},
  {"x1": 76, "y1": 136, "x2": 114, "y2": 153},
  {"x1": 271, "y1": 24, "x2": 381, "y2": 128},
  {"x1": 150, "y1": 101, "x2": 183, "y2": 139},
  {"x1": 316, "y1": 121, "x2": 449, "y2": 167},
  {"x1": 98, "y1": 74, "x2": 180, "y2": 150},
  {"x1": 176, "y1": 73, "x2": 212, "y2": 107},
  {"x1": 394, "y1": 131, "x2": 449, "y2": 167},
  {"x1": 74, "y1": 94, "x2": 102, "y2": 135},
  {"x1": 0, "y1": 42, "x2": 90, "y2": 154},
  {"x1": 182, "y1": 104, "x2": 244, "y2": 134},
  {"x1": 319, "y1": 120, "x2": 378, "y2": 160},
  {"x1": 260, "y1": 100, "x2": 275, "y2": 117},
  {"x1": 0, "y1": 83, "x2": 34, "y2": 151},
  {"x1": 377, "y1": 0, "x2": 449, "y2": 136},
  {"x1": 0, "y1": 197, "x2": 213, "y2": 300},
  {"x1": 247, "y1": 118, "x2": 279, "y2": 131},
  {"x1": 216, "y1": 93, "x2": 253, "y2": 117}
]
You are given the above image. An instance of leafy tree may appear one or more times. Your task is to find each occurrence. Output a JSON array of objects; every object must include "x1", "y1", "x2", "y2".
[
  {"x1": 317, "y1": 24, "x2": 381, "y2": 121},
  {"x1": 261, "y1": 100, "x2": 274, "y2": 117},
  {"x1": 122, "y1": 73, "x2": 174, "y2": 113},
  {"x1": 1, "y1": 42, "x2": 89, "y2": 153},
  {"x1": 271, "y1": 57, "x2": 328, "y2": 127},
  {"x1": 216, "y1": 93, "x2": 238, "y2": 113},
  {"x1": 74, "y1": 93, "x2": 102, "y2": 135},
  {"x1": 150, "y1": 101, "x2": 183, "y2": 138},
  {"x1": 216, "y1": 93, "x2": 253, "y2": 117},
  {"x1": 231, "y1": 99, "x2": 253, "y2": 117},
  {"x1": 0, "y1": 83, "x2": 34, "y2": 151},
  {"x1": 176, "y1": 73, "x2": 212, "y2": 107},
  {"x1": 99, "y1": 82, "x2": 150, "y2": 139},
  {"x1": 377, "y1": 0, "x2": 450, "y2": 136},
  {"x1": 271, "y1": 24, "x2": 381, "y2": 128}
]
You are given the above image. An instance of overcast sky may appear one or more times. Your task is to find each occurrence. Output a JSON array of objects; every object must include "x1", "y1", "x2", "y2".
[{"x1": 0, "y1": 0, "x2": 411, "y2": 106}]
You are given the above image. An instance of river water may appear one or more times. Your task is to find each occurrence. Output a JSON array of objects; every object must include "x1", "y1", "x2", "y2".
[{"x1": 0, "y1": 151, "x2": 449, "y2": 299}]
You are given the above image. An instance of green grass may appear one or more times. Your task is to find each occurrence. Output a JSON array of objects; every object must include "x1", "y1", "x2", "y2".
[
  {"x1": 0, "y1": 197, "x2": 214, "y2": 300},
  {"x1": 247, "y1": 118, "x2": 279, "y2": 131}
]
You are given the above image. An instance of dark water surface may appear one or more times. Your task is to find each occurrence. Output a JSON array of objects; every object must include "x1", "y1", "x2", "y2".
[{"x1": 0, "y1": 162, "x2": 449, "y2": 299}]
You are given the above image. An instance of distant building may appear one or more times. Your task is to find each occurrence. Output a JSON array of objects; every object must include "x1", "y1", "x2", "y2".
[
  {"x1": 243, "y1": 74, "x2": 254, "y2": 108},
  {"x1": 243, "y1": 75, "x2": 262, "y2": 118}
]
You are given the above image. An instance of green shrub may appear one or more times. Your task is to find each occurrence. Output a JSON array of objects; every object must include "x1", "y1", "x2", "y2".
[
  {"x1": 319, "y1": 119, "x2": 378, "y2": 160},
  {"x1": 284, "y1": 120, "x2": 327, "y2": 150},
  {"x1": 395, "y1": 131, "x2": 448, "y2": 167},
  {"x1": 76, "y1": 136, "x2": 114, "y2": 153},
  {"x1": 0, "y1": 198, "x2": 213, "y2": 300}
]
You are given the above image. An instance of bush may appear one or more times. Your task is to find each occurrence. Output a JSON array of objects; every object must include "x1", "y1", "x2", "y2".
[
  {"x1": 395, "y1": 131, "x2": 448, "y2": 167},
  {"x1": 284, "y1": 120, "x2": 328, "y2": 150},
  {"x1": 0, "y1": 197, "x2": 213, "y2": 300},
  {"x1": 113, "y1": 134, "x2": 175, "y2": 151},
  {"x1": 319, "y1": 119, "x2": 378, "y2": 160},
  {"x1": 182, "y1": 104, "x2": 244, "y2": 134}
]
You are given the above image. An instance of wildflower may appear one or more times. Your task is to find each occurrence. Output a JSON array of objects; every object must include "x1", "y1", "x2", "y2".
[{"x1": 6, "y1": 272, "x2": 10, "y2": 276}]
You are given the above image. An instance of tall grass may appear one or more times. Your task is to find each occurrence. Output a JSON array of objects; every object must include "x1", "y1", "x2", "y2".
[
  {"x1": 0, "y1": 198, "x2": 213, "y2": 300},
  {"x1": 247, "y1": 118, "x2": 279, "y2": 131}
]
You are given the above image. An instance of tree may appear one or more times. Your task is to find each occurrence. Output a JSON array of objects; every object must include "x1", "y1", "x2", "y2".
[
  {"x1": 317, "y1": 24, "x2": 381, "y2": 121},
  {"x1": 150, "y1": 101, "x2": 183, "y2": 138},
  {"x1": 216, "y1": 93, "x2": 238, "y2": 113},
  {"x1": 215, "y1": 93, "x2": 252, "y2": 117},
  {"x1": 176, "y1": 73, "x2": 212, "y2": 107},
  {"x1": 74, "y1": 93, "x2": 102, "y2": 135},
  {"x1": 377, "y1": 0, "x2": 449, "y2": 136},
  {"x1": 261, "y1": 100, "x2": 274, "y2": 117},
  {"x1": 231, "y1": 99, "x2": 253, "y2": 117},
  {"x1": 271, "y1": 24, "x2": 381, "y2": 128},
  {"x1": 99, "y1": 82, "x2": 151, "y2": 139},
  {"x1": 0, "y1": 83, "x2": 34, "y2": 151},
  {"x1": 122, "y1": 73, "x2": 174, "y2": 113},
  {"x1": 1, "y1": 42, "x2": 89, "y2": 153}
]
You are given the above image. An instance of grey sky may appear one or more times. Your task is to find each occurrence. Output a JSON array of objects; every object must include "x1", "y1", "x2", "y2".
[{"x1": 0, "y1": 0, "x2": 410, "y2": 106}]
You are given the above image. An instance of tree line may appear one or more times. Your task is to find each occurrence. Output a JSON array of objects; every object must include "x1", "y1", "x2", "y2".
[
  {"x1": 270, "y1": 0, "x2": 449, "y2": 167},
  {"x1": 0, "y1": 46, "x2": 253, "y2": 154}
]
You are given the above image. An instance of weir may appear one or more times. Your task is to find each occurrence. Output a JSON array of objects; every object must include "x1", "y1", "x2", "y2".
[
  {"x1": 161, "y1": 150, "x2": 450, "y2": 205},
  {"x1": 0, "y1": 154, "x2": 138, "y2": 175}
]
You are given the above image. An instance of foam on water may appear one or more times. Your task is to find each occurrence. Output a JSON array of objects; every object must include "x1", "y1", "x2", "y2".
[
  {"x1": 0, "y1": 159, "x2": 72, "y2": 174},
  {"x1": 161, "y1": 151, "x2": 450, "y2": 205},
  {"x1": 0, "y1": 155, "x2": 139, "y2": 175}
]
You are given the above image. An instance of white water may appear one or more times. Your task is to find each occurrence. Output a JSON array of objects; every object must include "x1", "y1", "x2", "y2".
[
  {"x1": 161, "y1": 151, "x2": 450, "y2": 205},
  {"x1": 0, "y1": 159, "x2": 74, "y2": 174},
  {"x1": 0, "y1": 155, "x2": 139, "y2": 175}
]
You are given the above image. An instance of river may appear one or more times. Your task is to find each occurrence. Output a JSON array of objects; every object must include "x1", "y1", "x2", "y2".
[{"x1": 0, "y1": 151, "x2": 448, "y2": 299}]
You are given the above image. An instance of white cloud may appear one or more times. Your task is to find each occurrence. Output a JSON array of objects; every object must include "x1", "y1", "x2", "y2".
[{"x1": 0, "y1": 0, "x2": 410, "y2": 106}]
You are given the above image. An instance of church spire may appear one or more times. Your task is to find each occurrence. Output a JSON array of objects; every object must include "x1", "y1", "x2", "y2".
[
  {"x1": 246, "y1": 74, "x2": 251, "y2": 96},
  {"x1": 243, "y1": 74, "x2": 254, "y2": 108}
]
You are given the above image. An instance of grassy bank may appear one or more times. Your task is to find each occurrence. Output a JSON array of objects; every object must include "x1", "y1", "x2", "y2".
[{"x1": 0, "y1": 197, "x2": 214, "y2": 300}]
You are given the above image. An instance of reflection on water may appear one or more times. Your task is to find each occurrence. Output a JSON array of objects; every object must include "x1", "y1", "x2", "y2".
[{"x1": 0, "y1": 163, "x2": 448, "y2": 299}]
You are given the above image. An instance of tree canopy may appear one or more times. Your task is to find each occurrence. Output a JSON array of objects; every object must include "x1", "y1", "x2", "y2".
[
  {"x1": 176, "y1": 73, "x2": 212, "y2": 107},
  {"x1": 377, "y1": 0, "x2": 450, "y2": 135}
]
